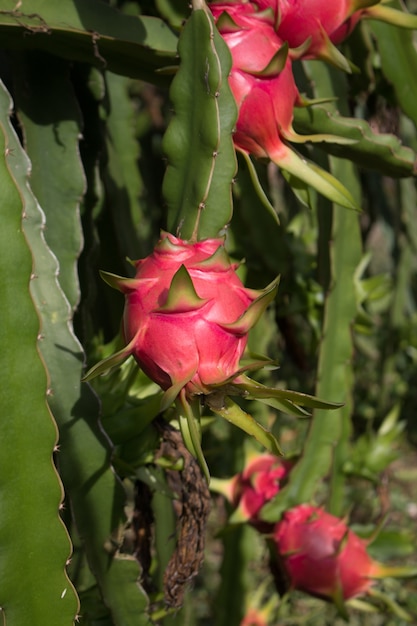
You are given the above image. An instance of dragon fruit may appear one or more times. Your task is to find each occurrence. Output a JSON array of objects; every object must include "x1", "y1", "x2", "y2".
[
  {"x1": 231, "y1": 453, "x2": 292, "y2": 528},
  {"x1": 87, "y1": 231, "x2": 277, "y2": 408},
  {"x1": 248, "y1": 0, "x2": 417, "y2": 68},
  {"x1": 210, "y1": 452, "x2": 292, "y2": 528},
  {"x1": 273, "y1": 504, "x2": 412, "y2": 607},
  {"x1": 210, "y1": 1, "x2": 303, "y2": 161},
  {"x1": 225, "y1": 32, "x2": 300, "y2": 162},
  {"x1": 275, "y1": 0, "x2": 369, "y2": 64},
  {"x1": 210, "y1": 1, "x2": 357, "y2": 209}
]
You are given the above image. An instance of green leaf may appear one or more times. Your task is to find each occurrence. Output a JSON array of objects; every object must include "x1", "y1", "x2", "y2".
[
  {"x1": 344, "y1": 405, "x2": 405, "y2": 479},
  {"x1": 82, "y1": 343, "x2": 135, "y2": 381},
  {"x1": 0, "y1": 79, "x2": 79, "y2": 625},
  {"x1": 176, "y1": 391, "x2": 210, "y2": 483},
  {"x1": 293, "y1": 104, "x2": 417, "y2": 177},
  {"x1": 208, "y1": 397, "x2": 282, "y2": 456},
  {"x1": 368, "y1": 528, "x2": 416, "y2": 560},
  {"x1": 236, "y1": 151, "x2": 279, "y2": 224},
  {"x1": 13, "y1": 56, "x2": 149, "y2": 623},
  {"x1": 280, "y1": 146, "x2": 359, "y2": 210},
  {"x1": 256, "y1": 397, "x2": 311, "y2": 417},
  {"x1": 0, "y1": 0, "x2": 178, "y2": 82},
  {"x1": 370, "y1": 15, "x2": 417, "y2": 131},
  {"x1": 232, "y1": 376, "x2": 343, "y2": 411},
  {"x1": 163, "y1": 3, "x2": 238, "y2": 239}
]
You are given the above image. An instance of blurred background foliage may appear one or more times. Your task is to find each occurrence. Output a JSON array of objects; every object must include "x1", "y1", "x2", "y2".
[{"x1": 0, "y1": 0, "x2": 417, "y2": 624}]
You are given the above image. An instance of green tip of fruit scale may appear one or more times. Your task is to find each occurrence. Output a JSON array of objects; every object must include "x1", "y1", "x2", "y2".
[
  {"x1": 317, "y1": 26, "x2": 358, "y2": 73},
  {"x1": 81, "y1": 339, "x2": 136, "y2": 382},
  {"x1": 100, "y1": 270, "x2": 139, "y2": 293},
  {"x1": 221, "y1": 276, "x2": 280, "y2": 334},
  {"x1": 157, "y1": 265, "x2": 208, "y2": 313},
  {"x1": 242, "y1": 43, "x2": 288, "y2": 78},
  {"x1": 216, "y1": 11, "x2": 242, "y2": 32}
]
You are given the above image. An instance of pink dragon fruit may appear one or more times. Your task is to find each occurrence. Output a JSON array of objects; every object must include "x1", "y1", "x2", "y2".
[
  {"x1": 275, "y1": 0, "x2": 367, "y2": 59},
  {"x1": 88, "y1": 231, "x2": 277, "y2": 407},
  {"x1": 210, "y1": 2, "x2": 301, "y2": 162},
  {"x1": 273, "y1": 504, "x2": 411, "y2": 606},
  {"x1": 330, "y1": 2, "x2": 417, "y2": 46},
  {"x1": 210, "y1": 1, "x2": 357, "y2": 208},
  {"x1": 226, "y1": 34, "x2": 299, "y2": 163},
  {"x1": 253, "y1": 0, "x2": 417, "y2": 67},
  {"x1": 231, "y1": 453, "x2": 292, "y2": 528},
  {"x1": 210, "y1": 453, "x2": 292, "y2": 530}
]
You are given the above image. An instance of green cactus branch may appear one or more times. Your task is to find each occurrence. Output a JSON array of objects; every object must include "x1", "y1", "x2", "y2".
[
  {"x1": 12, "y1": 55, "x2": 149, "y2": 623},
  {"x1": 292, "y1": 105, "x2": 417, "y2": 177},
  {"x1": 370, "y1": 8, "x2": 417, "y2": 132},
  {"x1": 163, "y1": 1, "x2": 238, "y2": 239},
  {"x1": 0, "y1": 78, "x2": 80, "y2": 626},
  {"x1": 0, "y1": 0, "x2": 178, "y2": 82}
]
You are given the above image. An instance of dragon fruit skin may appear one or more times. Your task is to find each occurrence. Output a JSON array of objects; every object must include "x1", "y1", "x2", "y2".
[
  {"x1": 330, "y1": 12, "x2": 363, "y2": 45},
  {"x1": 273, "y1": 504, "x2": 381, "y2": 602},
  {"x1": 109, "y1": 232, "x2": 275, "y2": 399}
]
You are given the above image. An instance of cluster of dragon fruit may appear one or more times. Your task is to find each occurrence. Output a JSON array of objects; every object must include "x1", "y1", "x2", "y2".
[
  {"x1": 85, "y1": 0, "x2": 417, "y2": 620},
  {"x1": 209, "y1": 0, "x2": 417, "y2": 207},
  {"x1": 214, "y1": 452, "x2": 410, "y2": 622},
  {"x1": 204, "y1": 1, "x2": 417, "y2": 617}
]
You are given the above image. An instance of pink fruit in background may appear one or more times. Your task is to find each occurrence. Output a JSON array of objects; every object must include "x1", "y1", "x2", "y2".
[
  {"x1": 231, "y1": 454, "x2": 292, "y2": 528},
  {"x1": 274, "y1": 0, "x2": 417, "y2": 58},
  {"x1": 273, "y1": 504, "x2": 405, "y2": 604},
  {"x1": 240, "y1": 607, "x2": 269, "y2": 626},
  {"x1": 228, "y1": 33, "x2": 300, "y2": 163},
  {"x1": 211, "y1": 2, "x2": 300, "y2": 161},
  {"x1": 210, "y1": 1, "x2": 357, "y2": 209},
  {"x1": 97, "y1": 232, "x2": 277, "y2": 404}
]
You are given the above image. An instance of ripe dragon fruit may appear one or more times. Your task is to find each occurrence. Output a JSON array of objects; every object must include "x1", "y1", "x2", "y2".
[
  {"x1": 85, "y1": 231, "x2": 278, "y2": 409},
  {"x1": 210, "y1": 452, "x2": 292, "y2": 529},
  {"x1": 273, "y1": 504, "x2": 413, "y2": 608},
  {"x1": 274, "y1": 0, "x2": 371, "y2": 67},
  {"x1": 210, "y1": 1, "x2": 357, "y2": 209},
  {"x1": 251, "y1": 0, "x2": 417, "y2": 69},
  {"x1": 231, "y1": 453, "x2": 292, "y2": 528}
]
